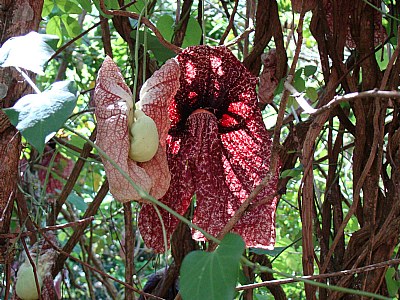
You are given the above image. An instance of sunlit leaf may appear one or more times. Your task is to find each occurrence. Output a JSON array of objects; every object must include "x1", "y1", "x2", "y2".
[
  {"x1": 92, "y1": 0, "x2": 120, "y2": 18},
  {"x1": 56, "y1": 0, "x2": 82, "y2": 14},
  {"x1": 0, "y1": 31, "x2": 58, "y2": 74},
  {"x1": 47, "y1": 16, "x2": 63, "y2": 47},
  {"x1": 180, "y1": 234, "x2": 245, "y2": 300},
  {"x1": 280, "y1": 164, "x2": 303, "y2": 179},
  {"x1": 61, "y1": 15, "x2": 81, "y2": 38},
  {"x1": 42, "y1": 0, "x2": 55, "y2": 17},
  {"x1": 72, "y1": 0, "x2": 92, "y2": 12},
  {"x1": 3, "y1": 81, "x2": 77, "y2": 153},
  {"x1": 125, "y1": 0, "x2": 145, "y2": 13}
]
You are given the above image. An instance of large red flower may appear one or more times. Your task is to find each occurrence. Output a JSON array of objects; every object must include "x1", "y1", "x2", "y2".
[{"x1": 139, "y1": 46, "x2": 279, "y2": 252}]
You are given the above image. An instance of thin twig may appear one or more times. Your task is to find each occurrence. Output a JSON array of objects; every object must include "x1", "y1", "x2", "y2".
[
  {"x1": 225, "y1": 25, "x2": 254, "y2": 48},
  {"x1": 20, "y1": 238, "x2": 42, "y2": 300},
  {"x1": 237, "y1": 258, "x2": 400, "y2": 290},
  {"x1": 287, "y1": 86, "x2": 400, "y2": 117},
  {"x1": 219, "y1": 0, "x2": 239, "y2": 45},
  {"x1": 0, "y1": 217, "x2": 94, "y2": 239}
]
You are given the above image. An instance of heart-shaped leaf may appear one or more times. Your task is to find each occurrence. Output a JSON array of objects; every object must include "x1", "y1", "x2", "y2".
[
  {"x1": 0, "y1": 31, "x2": 58, "y2": 74},
  {"x1": 180, "y1": 233, "x2": 245, "y2": 300},
  {"x1": 3, "y1": 81, "x2": 77, "y2": 153}
]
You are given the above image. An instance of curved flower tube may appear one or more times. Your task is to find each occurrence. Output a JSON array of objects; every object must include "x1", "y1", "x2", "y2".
[
  {"x1": 139, "y1": 46, "x2": 279, "y2": 252},
  {"x1": 94, "y1": 57, "x2": 180, "y2": 202}
]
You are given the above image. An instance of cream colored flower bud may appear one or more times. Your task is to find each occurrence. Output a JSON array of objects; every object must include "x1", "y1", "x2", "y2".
[
  {"x1": 128, "y1": 110, "x2": 159, "y2": 162},
  {"x1": 15, "y1": 262, "x2": 43, "y2": 300}
]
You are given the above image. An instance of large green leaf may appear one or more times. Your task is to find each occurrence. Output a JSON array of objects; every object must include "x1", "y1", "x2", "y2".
[
  {"x1": 125, "y1": 0, "x2": 146, "y2": 13},
  {"x1": 46, "y1": 16, "x2": 63, "y2": 46},
  {"x1": 181, "y1": 16, "x2": 202, "y2": 48},
  {"x1": 133, "y1": 31, "x2": 175, "y2": 63},
  {"x1": 157, "y1": 15, "x2": 174, "y2": 42},
  {"x1": 0, "y1": 31, "x2": 58, "y2": 75},
  {"x1": 385, "y1": 267, "x2": 400, "y2": 297},
  {"x1": 3, "y1": 81, "x2": 77, "y2": 153},
  {"x1": 56, "y1": 0, "x2": 82, "y2": 14},
  {"x1": 180, "y1": 233, "x2": 245, "y2": 300},
  {"x1": 42, "y1": 0, "x2": 55, "y2": 17},
  {"x1": 61, "y1": 15, "x2": 81, "y2": 38}
]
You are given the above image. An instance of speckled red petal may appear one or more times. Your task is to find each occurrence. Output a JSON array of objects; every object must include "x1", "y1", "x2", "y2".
[
  {"x1": 137, "y1": 59, "x2": 180, "y2": 199},
  {"x1": 94, "y1": 56, "x2": 152, "y2": 202},
  {"x1": 138, "y1": 133, "x2": 195, "y2": 253}
]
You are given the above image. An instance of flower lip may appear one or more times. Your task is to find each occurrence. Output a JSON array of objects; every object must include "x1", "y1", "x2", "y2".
[{"x1": 169, "y1": 45, "x2": 258, "y2": 135}]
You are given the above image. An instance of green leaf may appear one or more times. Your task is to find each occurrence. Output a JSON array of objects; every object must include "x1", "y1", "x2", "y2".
[
  {"x1": 61, "y1": 15, "x2": 81, "y2": 38},
  {"x1": 293, "y1": 69, "x2": 306, "y2": 92},
  {"x1": 249, "y1": 247, "x2": 287, "y2": 257},
  {"x1": 132, "y1": 31, "x2": 175, "y2": 63},
  {"x1": 304, "y1": 65, "x2": 317, "y2": 77},
  {"x1": 47, "y1": 16, "x2": 63, "y2": 47},
  {"x1": 273, "y1": 78, "x2": 284, "y2": 96},
  {"x1": 68, "y1": 0, "x2": 92, "y2": 12},
  {"x1": 180, "y1": 233, "x2": 245, "y2": 300},
  {"x1": 0, "y1": 31, "x2": 58, "y2": 75},
  {"x1": 280, "y1": 164, "x2": 303, "y2": 178},
  {"x1": 125, "y1": 0, "x2": 145, "y2": 13},
  {"x1": 67, "y1": 192, "x2": 88, "y2": 211},
  {"x1": 3, "y1": 81, "x2": 77, "y2": 153},
  {"x1": 42, "y1": 0, "x2": 55, "y2": 17},
  {"x1": 306, "y1": 87, "x2": 318, "y2": 101},
  {"x1": 182, "y1": 16, "x2": 202, "y2": 48},
  {"x1": 157, "y1": 15, "x2": 174, "y2": 42},
  {"x1": 385, "y1": 267, "x2": 400, "y2": 297},
  {"x1": 57, "y1": 0, "x2": 82, "y2": 14}
]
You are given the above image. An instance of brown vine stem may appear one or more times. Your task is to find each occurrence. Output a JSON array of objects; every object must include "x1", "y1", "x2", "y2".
[
  {"x1": 212, "y1": 7, "x2": 307, "y2": 251},
  {"x1": 52, "y1": 179, "x2": 108, "y2": 276},
  {"x1": 0, "y1": 217, "x2": 94, "y2": 239},
  {"x1": 98, "y1": 0, "x2": 181, "y2": 54},
  {"x1": 32, "y1": 222, "x2": 165, "y2": 300},
  {"x1": 236, "y1": 258, "x2": 400, "y2": 290},
  {"x1": 47, "y1": 128, "x2": 97, "y2": 226},
  {"x1": 319, "y1": 26, "x2": 400, "y2": 281},
  {"x1": 320, "y1": 93, "x2": 382, "y2": 275},
  {"x1": 287, "y1": 85, "x2": 400, "y2": 117},
  {"x1": 224, "y1": 25, "x2": 255, "y2": 48},
  {"x1": 219, "y1": 0, "x2": 239, "y2": 45}
]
